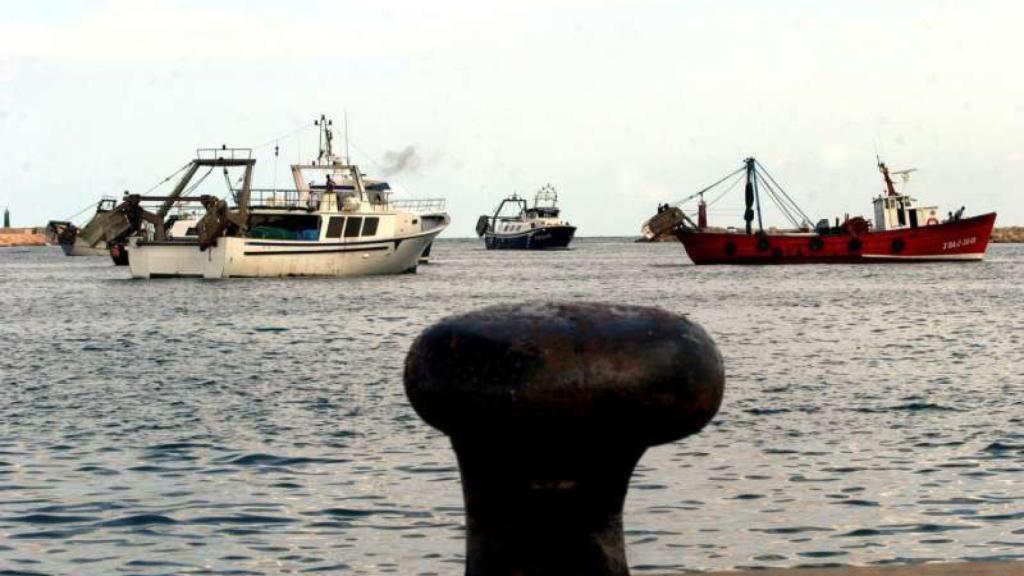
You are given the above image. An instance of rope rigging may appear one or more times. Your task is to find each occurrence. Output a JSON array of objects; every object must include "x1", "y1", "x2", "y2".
[
  {"x1": 753, "y1": 160, "x2": 814, "y2": 228},
  {"x1": 755, "y1": 171, "x2": 801, "y2": 229},
  {"x1": 669, "y1": 166, "x2": 746, "y2": 208},
  {"x1": 252, "y1": 121, "x2": 315, "y2": 151},
  {"x1": 62, "y1": 199, "x2": 103, "y2": 223},
  {"x1": 141, "y1": 161, "x2": 194, "y2": 196},
  {"x1": 182, "y1": 166, "x2": 215, "y2": 197},
  {"x1": 670, "y1": 158, "x2": 815, "y2": 231},
  {"x1": 703, "y1": 171, "x2": 746, "y2": 209}
]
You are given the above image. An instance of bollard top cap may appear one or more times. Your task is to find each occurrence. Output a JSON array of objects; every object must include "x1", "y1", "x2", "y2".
[{"x1": 403, "y1": 302, "x2": 724, "y2": 447}]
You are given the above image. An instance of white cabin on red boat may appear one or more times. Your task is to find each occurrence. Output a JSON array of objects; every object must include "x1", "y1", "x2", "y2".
[
  {"x1": 872, "y1": 194, "x2": 940, "y2": 231},
  {"x1": 871, "y1": 160, "x2": 942, "y2": 231}
]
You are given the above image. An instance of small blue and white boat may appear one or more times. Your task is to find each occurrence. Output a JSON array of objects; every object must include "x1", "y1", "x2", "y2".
[{"x1": 476, "y1": 185, "x2": 576, "y2": 250}]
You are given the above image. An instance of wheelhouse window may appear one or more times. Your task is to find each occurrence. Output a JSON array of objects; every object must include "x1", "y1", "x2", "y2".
[
  {"x1": 344, "y1": 217, "x2": 363, "y2": 238},
  {"x1": 362, "y1": 217, "x2": 379, "y2": 236},
  {"x1": 326, "y1": 217, "x2": 345, "y2": 238}
]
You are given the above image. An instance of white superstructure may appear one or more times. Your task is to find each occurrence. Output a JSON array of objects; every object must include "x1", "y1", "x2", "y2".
[{"x1": 871, "y1": 161, "x2": 941, "y2": 231}]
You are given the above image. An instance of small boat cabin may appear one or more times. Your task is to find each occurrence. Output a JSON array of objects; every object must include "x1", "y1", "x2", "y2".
[{"x1": 872, "y1": 161, "x2": 940, "y2": 231}]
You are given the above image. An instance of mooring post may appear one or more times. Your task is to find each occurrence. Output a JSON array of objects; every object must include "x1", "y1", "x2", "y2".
[{"x1": 404, "y1": 302, "x2": 725, "y2": 576}]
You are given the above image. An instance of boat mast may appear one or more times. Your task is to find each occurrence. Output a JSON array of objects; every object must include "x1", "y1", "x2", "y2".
[
  {"x1": 878, "y1": 156, "x2": 898, "y2": 197},
  {"x1": 744, "y1": 157, "x2": 764, "y2": 234},
  {"x1": 344, "y1": 110, "x2": 350, "y2": 165},
  {"x1": 315, "y1": 114, "x2": 334, "y2": 165}
]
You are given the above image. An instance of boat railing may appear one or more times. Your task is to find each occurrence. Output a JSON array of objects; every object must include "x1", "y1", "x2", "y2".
[
  {"x1": 249, "y1": 188, "x2": 303, "y2": 208},
  {"x1": 167, "y1": 204, "x2": 208, "y2": 220},
  {"x1": 196, "y1": 147, "x2": 253, "y2": 161},
  {"x1": 390, "y1": 198, "x2": 447, "y2": 214},
  {"x1": 248, "y1": 188, "x2": 439, "y2": 213}
]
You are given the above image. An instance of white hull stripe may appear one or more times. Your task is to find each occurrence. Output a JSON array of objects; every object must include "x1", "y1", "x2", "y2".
[{"x1": 861, "y1": 252, "x2": 985, "y2": 261}]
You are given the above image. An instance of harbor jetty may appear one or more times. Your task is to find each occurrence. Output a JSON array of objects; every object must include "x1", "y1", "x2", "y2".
[
  {"x1": 0, "y1": 227, "x2": 46, "y2": 247},
  {"x1": 991, "y1": 226, "x2": 1024, "y2": 243},
  {"x1": 1, "y1": 208, "x2": 47, "y2": 246}
]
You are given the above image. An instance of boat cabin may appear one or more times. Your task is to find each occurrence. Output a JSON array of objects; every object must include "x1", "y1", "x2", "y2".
[
  {"x1": 96, "y1": 196, "x2": 118, "y2": 213},
  {"x1": 525, "y1": 206, "x2": 560, "y2": 218},
  {"x1": 237, "y1": 114, "x2": 414, "y2": 242},
  {"x1": 872, "y1": 194, "x2": 940, "y2": 231},
  {"x1": 871, "y1": 159, "x2": 941, "y2": 231}
]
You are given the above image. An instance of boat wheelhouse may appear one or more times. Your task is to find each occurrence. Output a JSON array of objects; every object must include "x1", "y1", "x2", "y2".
[
  {"x1": 476, "y1": 184, "x2": 575, "y2": 250},
  {"x1": 93, "y1": 115, "x2": 448, "y2": 278},
  {"x1": 642, "y1": 157, "x2": 996, "y2": 264}
]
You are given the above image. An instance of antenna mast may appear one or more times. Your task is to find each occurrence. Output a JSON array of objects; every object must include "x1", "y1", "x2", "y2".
[
  {"x1": 344, "y1": 110, "x2": 350, "y2": 165},
  {"x1": 314, "y1": 114, "x2": 334, "y2": 164},
  {"x1": 877, "y1": 156, "x2": 898, "y2": 197}
]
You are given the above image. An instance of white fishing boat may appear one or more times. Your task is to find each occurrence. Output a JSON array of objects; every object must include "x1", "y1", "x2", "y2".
[{"x1": 122, "y1": 116, "x2": 449, "y2": 278}]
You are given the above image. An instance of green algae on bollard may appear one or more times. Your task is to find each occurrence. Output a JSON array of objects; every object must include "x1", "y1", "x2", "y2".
[{"x1": 404, "y1": 302, "x2": 725, "y2": 576}]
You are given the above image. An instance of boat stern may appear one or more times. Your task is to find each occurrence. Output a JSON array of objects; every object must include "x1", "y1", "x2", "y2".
[{"x1": 127, "y1": 238, "x2": 226, "y2": 278}]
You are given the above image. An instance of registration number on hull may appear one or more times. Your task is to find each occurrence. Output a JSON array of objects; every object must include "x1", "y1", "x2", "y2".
[{"x1": 942, "y1": 237, "x2": 976, "y2": 251}]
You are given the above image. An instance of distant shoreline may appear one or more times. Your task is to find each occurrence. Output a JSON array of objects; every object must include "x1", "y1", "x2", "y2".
[
  {"x1": 990, "y1": 226, "x2": 1024, "y2": 243},
  {"x1": 0, "y1": 227, "x2": 46, "y2": 247}
]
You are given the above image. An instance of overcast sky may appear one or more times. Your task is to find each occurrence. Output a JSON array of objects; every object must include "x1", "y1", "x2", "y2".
[{"x1": 2, "y1": 0, "x2": 1021, "y2": 235}]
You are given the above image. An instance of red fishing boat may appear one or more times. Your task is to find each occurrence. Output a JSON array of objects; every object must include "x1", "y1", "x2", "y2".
[{"x1": 642, "y1": 157, "x2": 997, "y2": 264}]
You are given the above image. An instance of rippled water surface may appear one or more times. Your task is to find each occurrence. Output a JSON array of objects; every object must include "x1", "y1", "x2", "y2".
[{"x1": 1, "y1": 239, "x2": 1022, "y2": 574}]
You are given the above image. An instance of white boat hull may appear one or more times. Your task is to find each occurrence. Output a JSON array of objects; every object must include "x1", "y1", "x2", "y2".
[{"x1": 126, "y1": 231, "x2": 441, "y2": 279}]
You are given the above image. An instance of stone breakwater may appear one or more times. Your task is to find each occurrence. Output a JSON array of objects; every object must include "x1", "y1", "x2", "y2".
[
  {"x1": 991, "y1": 226, "x2": 1024, "y2": 243},
  {"x1": 0, "y1": 227, "x2": 46, "y2": 247}
]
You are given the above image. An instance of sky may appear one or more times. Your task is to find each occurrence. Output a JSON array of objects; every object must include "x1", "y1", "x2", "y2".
[{"x1": 1, "y1": 0, "x2": 1022, "y2": 236}]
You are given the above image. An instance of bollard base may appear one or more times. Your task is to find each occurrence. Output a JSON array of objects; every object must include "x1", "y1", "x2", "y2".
[{"x1": 456, "y1": 438, "x2": 644, "y2": 576}]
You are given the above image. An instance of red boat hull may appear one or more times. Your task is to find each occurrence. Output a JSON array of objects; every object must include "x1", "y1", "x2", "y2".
[{"x1": 678, "y1": 213, "x2": 997, "y2": 265}]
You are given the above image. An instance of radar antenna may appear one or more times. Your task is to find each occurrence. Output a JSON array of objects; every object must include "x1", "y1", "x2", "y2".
[{"x1": 890, "y1": 168, "x2": 918, "y2": 183}]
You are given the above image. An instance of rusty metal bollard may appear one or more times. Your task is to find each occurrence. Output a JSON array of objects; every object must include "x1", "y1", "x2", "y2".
[{"x1": 404, "y1": 302, "x2": 725, "y2": 576}]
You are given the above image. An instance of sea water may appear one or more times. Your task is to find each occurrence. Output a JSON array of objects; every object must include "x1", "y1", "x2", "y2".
[{"x1": 1, "y1": 239, "x2": 1021, "y2": 574}]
